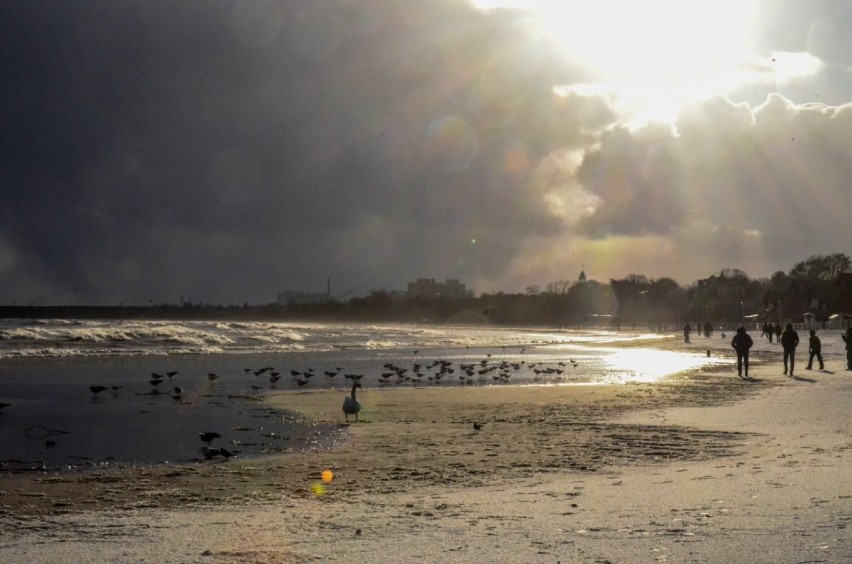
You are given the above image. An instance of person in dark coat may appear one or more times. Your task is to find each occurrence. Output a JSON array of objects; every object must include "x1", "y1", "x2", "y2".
[
  {"x1": 683, "y1": 323, "x2": 691, "y2": 343},
  {"x1": 780, "y1": 323, "x2": 800, "y2": 376},
  {"x1": 806, "y1": 329, "x2": 824, "y2": 370},
  {"x1": 731, "y1": 326, "x2": 754, "y2": 378},
  {"x1": 774, "y1": 323, "x2": 782, "y2": 343},
  {"x1": 843, "y1": 326, "x2": 852, "y2": 371}
]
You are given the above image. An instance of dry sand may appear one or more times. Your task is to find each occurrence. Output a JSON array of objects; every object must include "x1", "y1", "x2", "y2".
[{"x1": 0, "y1": 332, "x2": 849, "y2": 562}]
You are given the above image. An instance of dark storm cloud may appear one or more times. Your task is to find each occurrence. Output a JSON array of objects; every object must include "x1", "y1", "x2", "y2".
[
  {"x1": 1, "y1": 0, "x2": 602, "y2": 304},
  {"x1": 5, "y1": 1, "x2": 848, "y2": 304}
]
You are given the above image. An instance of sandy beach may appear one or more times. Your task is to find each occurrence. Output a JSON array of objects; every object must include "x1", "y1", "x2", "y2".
[{"x1": 0, "y1": 331, "x2": 849, "y2": 562}]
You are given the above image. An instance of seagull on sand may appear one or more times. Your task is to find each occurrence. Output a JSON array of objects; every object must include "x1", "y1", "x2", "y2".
[
  {"x1": 89, "y1": 385, "x2": 108, "y2": 395},
  {"x1": 343, "y1": 382, "x2": 362, "y2": 422},
  {"x1": 208, "y1": 373, "x2": 219, "y2": 381},
  {"x1": 0, "y1": 402, "x2": 10, "y2": 411},
  {"x1": 473, "y1": 422, "x2": 484, "y2": 431}
]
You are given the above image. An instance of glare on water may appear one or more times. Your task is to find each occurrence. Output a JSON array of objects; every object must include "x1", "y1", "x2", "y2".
[{"x1": 602, "y1": 348, "x2": 718, "y2": 383}]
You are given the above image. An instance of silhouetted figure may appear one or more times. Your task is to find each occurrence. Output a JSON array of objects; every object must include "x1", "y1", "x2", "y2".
[
  {"x1": 731, "y1": 327, "x2": 754, "y2": 378},
  {"x1": 760, "y1": 323, "x2": 768, "y2": 339},
  {"x1": 780, "y1": 323, "x2": 799, "y2": 376},
  {"x1": 683, "y1": 323, "x2": 691, "y2": 343},
  {"x1": 703, "y1": 322, "x2": 712, "y2": 338},
  {"x1": 843, "y1": 326, "x2": 852, "y2": 370},
  {"x1": 766, "y1": 323, "x2": 774, "y2": 343},
  {"x1": 774, "y1": 323, "x2": 782, "y2": 343},
  {"x1": 806, "y1": 329, "x2": 824, "y2": 370}
]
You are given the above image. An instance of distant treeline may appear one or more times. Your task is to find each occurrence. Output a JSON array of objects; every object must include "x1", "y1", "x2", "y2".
[{"x1": 2, "y1": 254, "x2": 850, "y2": 326}]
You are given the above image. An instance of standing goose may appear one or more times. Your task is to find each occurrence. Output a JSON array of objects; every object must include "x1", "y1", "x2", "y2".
[{"x1": 343, "y1": 382, "x2": 362, "y2": 422}]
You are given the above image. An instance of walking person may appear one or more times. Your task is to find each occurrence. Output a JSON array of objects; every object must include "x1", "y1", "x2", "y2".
[
  {"x1": 683, "y1": 323, "x2": 691, "y2": 343},
  {"x1": 731, "y1": 326, "x2": 754, "y2": 378},
  {"x1": 781, "y1": 323, "x2": 800, "y2": 376},
  {"x1": 806, "y1": 329, "x2": 824, "y2": 370},
  {"x1": 843, "y1": 325, "x2": 852, "y2": 371},
  {"x1": 774, "y1": 323, "x2": 782, "y2": 343}
]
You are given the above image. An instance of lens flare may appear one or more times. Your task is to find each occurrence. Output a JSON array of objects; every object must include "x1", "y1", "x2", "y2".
[{"x1": 424, "y1": 116, "x2": 478, "y2": 171}]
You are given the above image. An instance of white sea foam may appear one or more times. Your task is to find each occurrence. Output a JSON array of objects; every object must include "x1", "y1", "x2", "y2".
[{"x1": 0, "y1": 319, "x2": 678, "y2": 360}]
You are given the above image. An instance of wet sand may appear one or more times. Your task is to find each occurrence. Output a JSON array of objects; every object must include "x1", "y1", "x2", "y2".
[{"x1": 0, "y1": 332, "x2": 849, "y2": 562}]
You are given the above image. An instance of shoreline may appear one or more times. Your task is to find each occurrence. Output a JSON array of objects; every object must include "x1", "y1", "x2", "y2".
[{"x1": 0, "y1": 332, "x2": 849, "y2": 562}]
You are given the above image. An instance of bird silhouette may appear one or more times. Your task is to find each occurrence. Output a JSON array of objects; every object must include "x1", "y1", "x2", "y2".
[
  {"x1": 199, "y1": 432, "x2": 221, "y2": 443},
  {"x1": 473, "y1": 422, "x2": 484, "y2": 431},
  {"x1": 0, "y1": 402, "x2": 11, "y2": 411},
  {"x1": 89, "y1": 385, "x2": 108, "y2": 395},
  {"x1": 208, "y1": 373, "x2": 219, "y2": 381},
  {"x1": 343, "y1": 382, "x2": 362, "y2": 422}
]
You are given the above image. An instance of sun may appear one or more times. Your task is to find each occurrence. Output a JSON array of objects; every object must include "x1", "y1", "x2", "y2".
[{"x1": 473, "y1": 0, "x2": 761, "y2": 125}]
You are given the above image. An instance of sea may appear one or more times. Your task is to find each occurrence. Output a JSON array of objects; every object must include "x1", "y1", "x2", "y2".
[{"x1": 0, "y1": 319, "x2": 729, "y2": 472}]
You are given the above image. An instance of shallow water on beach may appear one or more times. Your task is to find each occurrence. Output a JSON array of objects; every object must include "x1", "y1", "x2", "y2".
[{"x1": 0, "y1": 323, "x2": 730, "y2": 472}]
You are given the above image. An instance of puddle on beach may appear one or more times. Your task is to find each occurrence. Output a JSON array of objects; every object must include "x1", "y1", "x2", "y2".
[
  {"x1": 0, "y1": 345, "x2": 727, "y2": 472},
  {"x1": 0, "y1": 364, "x2": 344, "y2": 473}
]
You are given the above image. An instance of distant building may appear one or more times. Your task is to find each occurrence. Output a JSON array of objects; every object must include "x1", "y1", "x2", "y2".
[
  {"x1": 407, "y1": 278, "x2": 467, "y2": 300},
  {"x1": 278, "y1": 279, "x2": 332, "y2": 305}
]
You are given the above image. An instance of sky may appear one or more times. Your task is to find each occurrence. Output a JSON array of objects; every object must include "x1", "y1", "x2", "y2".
[{"x1": 2, "y1": 0, "x2": 851, "y2": 305}]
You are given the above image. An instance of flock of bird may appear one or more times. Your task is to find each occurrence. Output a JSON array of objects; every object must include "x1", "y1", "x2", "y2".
[
  {"x1": 0, "y1": 351, "x2": 583, "y2": 458},
  {"x1": 4, "y1": 353, "x2": 583, "y2": 407},
  {"x1": 373, "y1": 356, "x2": 580, "y2": 386}
]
